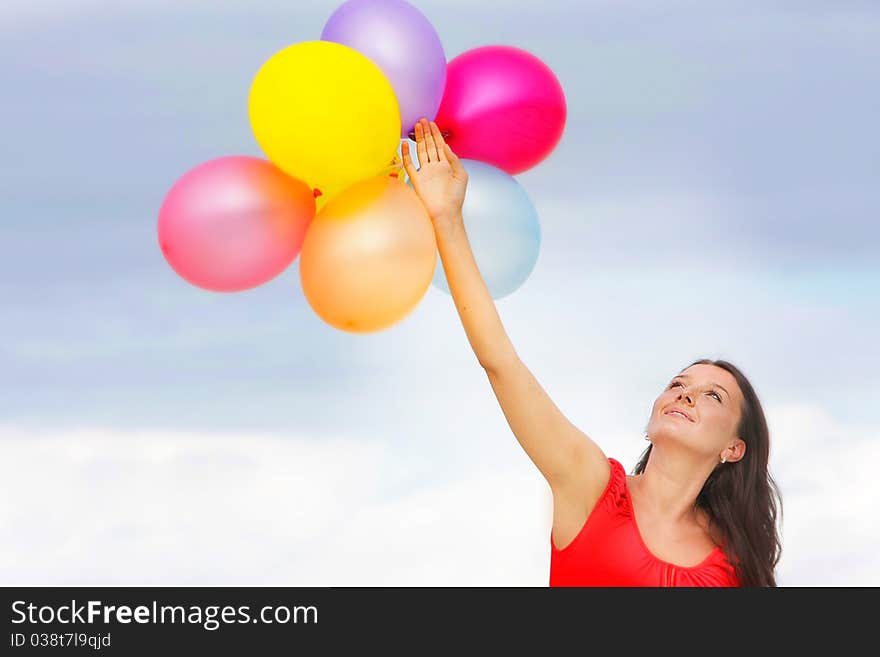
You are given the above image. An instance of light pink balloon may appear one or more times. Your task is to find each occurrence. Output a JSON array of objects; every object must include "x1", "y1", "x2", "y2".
[{"x1": 158, "y1": 156, "x2": 316, "y2": 292}]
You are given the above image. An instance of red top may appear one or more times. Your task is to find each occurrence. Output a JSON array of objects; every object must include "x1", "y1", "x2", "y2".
[{"x1": 549, "y1": 458, "x2": 740, "y2": 586}]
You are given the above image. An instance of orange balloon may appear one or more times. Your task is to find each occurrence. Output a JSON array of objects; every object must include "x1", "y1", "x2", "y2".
[{"x1": 299, "y1": 175, "x2": 437, "y2": 333}]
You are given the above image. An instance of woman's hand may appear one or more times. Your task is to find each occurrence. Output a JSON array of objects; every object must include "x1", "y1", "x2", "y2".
[{"x1": 401, "y1": 118, "x2": 468, "y2": 227}]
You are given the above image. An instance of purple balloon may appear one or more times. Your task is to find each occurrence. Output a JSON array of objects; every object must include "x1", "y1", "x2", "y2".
[{"x1": 321, "y1": 0, "x2": 446, "y2": 139}]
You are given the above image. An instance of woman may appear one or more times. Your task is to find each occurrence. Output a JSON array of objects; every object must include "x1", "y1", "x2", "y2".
[{"x1": 401, "y1": 118, "x2": 782, "y2": 587}]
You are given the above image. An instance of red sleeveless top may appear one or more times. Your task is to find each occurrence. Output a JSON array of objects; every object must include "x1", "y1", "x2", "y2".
[{"x1": 550, "y1": 458, "x2": 740, "y2": 586}]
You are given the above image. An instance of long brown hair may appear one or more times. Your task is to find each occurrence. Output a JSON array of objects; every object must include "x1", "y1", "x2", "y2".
[{"x1": 634, "y1": 358, "x2": 783, "y2": 586}]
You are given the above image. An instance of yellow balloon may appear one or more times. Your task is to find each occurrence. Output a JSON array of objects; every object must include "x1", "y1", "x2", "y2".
[
  {"x1": 314, "y1": 149, "x2": 404, "y2": 213},
  {"x1": 380, "y1": 151, "x2": 405, "y2": 182},
  {"x1": 249, "y1": 41, "x2": 401, "y2": 204},
  {"x1": 299, "y1": 175, "x2": 437, "y2": 334}
]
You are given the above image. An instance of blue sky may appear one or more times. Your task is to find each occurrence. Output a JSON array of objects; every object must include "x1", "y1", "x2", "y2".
[{"x1": 1, "y1": 0, "x2": 878, "y2": 585}]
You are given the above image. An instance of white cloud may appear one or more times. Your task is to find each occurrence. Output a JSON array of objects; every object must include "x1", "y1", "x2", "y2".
[
  {"x1": 1, "y1": 401, "x2": 877, "y2": 586},
  {"x1": 0, "y1": 424, "x2": 550, "y2": 586},
  {"x1": 769, "y1": 404, "x2": 880, "y2": 586}
]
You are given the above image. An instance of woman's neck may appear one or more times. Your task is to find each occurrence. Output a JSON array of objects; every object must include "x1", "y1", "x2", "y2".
[{"x1": 630, "y1": 447, "x2": 712, "y2": 525}]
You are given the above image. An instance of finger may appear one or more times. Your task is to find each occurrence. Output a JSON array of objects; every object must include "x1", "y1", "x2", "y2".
[
  {"x1": 414, "y1": 120, "x2": 428, "y2": 166},
  {"x1": 429, "y1": 121, "x2": 447, "y2": 162},
  {"x1": 401, "y1": 140, "x2": 417, "y2": 178},
  {"x1": 443, "y1": 142, "x2": 466, "y2": 177},
  {"x1": 421, "y1": 118, "x2": 438, "y2": 163}
]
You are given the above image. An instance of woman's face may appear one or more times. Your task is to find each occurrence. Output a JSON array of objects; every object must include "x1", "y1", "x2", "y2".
[{"x1": 645, "y1": 363, "x2": 745, "y2": 461}]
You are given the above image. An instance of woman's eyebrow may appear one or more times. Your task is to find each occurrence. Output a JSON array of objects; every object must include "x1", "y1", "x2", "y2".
[{"x1": 672, "y1": 374, "x2": 730, "y2": 398}]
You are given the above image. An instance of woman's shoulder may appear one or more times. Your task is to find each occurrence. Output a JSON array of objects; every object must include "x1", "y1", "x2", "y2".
[{"x1": 597, "y1": 456, "x2": 630, "y2": 510}]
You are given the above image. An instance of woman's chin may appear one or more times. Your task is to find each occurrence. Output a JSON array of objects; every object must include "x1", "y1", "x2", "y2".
[{"x1": 647, "y1": 429, "x2": 696, "y2": 450}]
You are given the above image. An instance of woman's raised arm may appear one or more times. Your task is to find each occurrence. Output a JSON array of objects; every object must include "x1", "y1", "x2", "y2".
[{"x1": 402, "y1": 119, "x2": 609, "y2": 498}]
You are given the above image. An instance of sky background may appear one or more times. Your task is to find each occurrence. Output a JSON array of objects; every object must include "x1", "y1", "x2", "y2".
[{"x1": 1, "y1": 0, "x2": 878, "y2": 585}]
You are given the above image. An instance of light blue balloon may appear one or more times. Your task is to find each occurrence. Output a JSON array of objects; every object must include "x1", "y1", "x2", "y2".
[{"x1": 432, "y1": 159, "x2": 541, "y2": 300}]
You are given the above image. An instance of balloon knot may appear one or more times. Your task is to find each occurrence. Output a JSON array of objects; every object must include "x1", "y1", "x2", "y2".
[
  {"x1": 406, "y1": 130, "x2": 451, "y2": 141},
  {"x1": 313, "y1": 188, "x2": 323, "y2": 198},
  {"x1": 389, "y1": 172, "x2": 399, "y2": 178}
]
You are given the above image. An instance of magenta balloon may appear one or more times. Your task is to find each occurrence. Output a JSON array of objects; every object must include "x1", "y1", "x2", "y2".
[
  {"x1": 434, "y1": 45, "x2": 567, "y2": 175},
  {"x1": 157, "y1": 156, "x2": 315, "y2": 292},
  {"x1": 321, "y1": 0, "x2": 446, "y2": 138}
]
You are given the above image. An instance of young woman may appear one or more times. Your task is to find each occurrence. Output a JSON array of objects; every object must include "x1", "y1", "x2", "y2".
[{"x1": 401, "y1": 118, "x2": 782, "y2": 587}]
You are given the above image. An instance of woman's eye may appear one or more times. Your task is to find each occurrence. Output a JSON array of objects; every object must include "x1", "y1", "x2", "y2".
[{"x1": 668, "y1": 381, "x2": 721, "y2": 402}]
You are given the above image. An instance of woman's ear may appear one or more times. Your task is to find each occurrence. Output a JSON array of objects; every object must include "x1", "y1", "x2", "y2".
[{"x1": 725, "y1": 438, "x2": 747, "y2": 464}]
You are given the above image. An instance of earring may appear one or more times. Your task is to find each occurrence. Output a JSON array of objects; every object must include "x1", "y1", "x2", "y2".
[
  {"x1": 644, "y1": 433, "x2": 651, "y2": 441},
  {"x1": 721, "y1": 455, "x2": 727, "y2": 464}
]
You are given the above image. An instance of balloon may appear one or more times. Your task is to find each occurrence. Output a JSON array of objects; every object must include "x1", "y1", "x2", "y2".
[
  {"x1": 299, "y1": 175, "x2": 437, "y2": 333},
  {"x1": 321, "y1": 0, "x2": 447, "y2": 139},
  {"x1": 379, "y1": 151, "x2": 405, "y2": 181},
  {"x1": 430, "y1": 159, "x2": 540, "y2": 299},
  {"x1": 434, "y1": 45, "x2": 567, "y2": 174},
  {"x1": 248, "y1": 40, "x2": 401, "y2": 205},
  {"x1": 158, "y1": 156, "x2": 315, "y2": 292}
]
